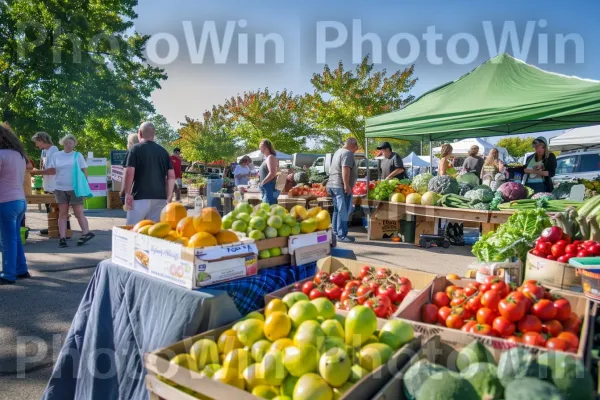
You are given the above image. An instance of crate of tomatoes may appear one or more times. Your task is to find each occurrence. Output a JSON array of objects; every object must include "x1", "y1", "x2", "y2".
[
  {"x1": 264, "y1": 256, "x2": 437, "y2": 319},
  {"x1": 396, "y1": 275, "x2": 591, "y2": 359}
]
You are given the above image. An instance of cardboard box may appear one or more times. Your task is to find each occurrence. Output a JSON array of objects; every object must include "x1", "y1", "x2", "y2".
[
  {"x1": 264, "y1": 256, "x2": 438, "y2": 316},
  {"x1": 144, "y1": 312, "x2": 422, "y2": 400},
  {"x1": 396, "y1": 276, "x2": 591, "y2": 359},
  {"x1": 288, "y1": 230, "x2": 332, "y2": 266},
  {"x1": 525, "y1": 250, "x2": 582, "y2": 292},
  {"x1": 111, "y1": 226, "x2": 259, "y2": 289},
  {"x1": 368, "y1": 216, "x2": 401, "y2": 240}
]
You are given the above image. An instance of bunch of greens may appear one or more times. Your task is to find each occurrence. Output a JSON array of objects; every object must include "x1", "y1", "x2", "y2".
[{"x1": 472, "y1": 209, "x2": 551, "y2": 263}]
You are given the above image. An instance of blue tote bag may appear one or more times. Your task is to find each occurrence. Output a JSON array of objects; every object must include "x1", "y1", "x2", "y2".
[{"x1": 72, "y1": 152, "x2": 93, "y2": 198}]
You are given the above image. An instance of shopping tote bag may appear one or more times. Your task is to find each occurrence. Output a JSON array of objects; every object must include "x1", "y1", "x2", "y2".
[{"x1": 72, "y1": 152, "x2": 93, "y2": 198}]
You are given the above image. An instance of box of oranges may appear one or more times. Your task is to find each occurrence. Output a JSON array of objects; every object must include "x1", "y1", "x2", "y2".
[{"x1": 112, "y1": 204, "x2": 259, "y2": 289}]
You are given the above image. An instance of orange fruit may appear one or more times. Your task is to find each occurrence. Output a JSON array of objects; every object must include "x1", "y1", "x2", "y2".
[
  {"x1": 176, "y1": 216, "x2": 196, "y2": 238},
  {"x1": 132, "y1": 220, "x2": 154, "y2": 232},
  {"x1": 193, "y1": 207, "x2": 222, "y2": 235},
  {"x1": 215, "y1": 230, "x2": 239, "y2": 245},
  {"x1": 446, "y1": 273, "x2": 461, "y2": 280},
  {"x1": 188, "y1": 232, "x2": 218, "y2": 248},
  {"x1": 160, "y1": 202, "x2": 187, "y2": 229}
]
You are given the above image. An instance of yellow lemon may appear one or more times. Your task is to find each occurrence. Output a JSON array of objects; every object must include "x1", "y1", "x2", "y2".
[
  {"x1": 264, "y1": 312, "x2": 292, "y2": 342},
  {"x1": 265, "y1": 299, "x2": 288, "y2": 317}
]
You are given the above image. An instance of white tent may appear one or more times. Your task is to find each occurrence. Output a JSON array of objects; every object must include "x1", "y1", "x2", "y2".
[
  {"x1": 433, "y1": 138, "x2": 509, "y2": 160},
  {"x1": 402, "y1": 152, "x2": 430, "y2": 167},
  {"x1": 550, "y1": 125, "x2": 600, "y2": 152},
  {"x1": 237, "y1": 150, "x2": 292, "y2": 163}
]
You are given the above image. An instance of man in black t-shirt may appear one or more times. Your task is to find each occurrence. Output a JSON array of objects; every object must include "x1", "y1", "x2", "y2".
[
  {"x1": 123, "y1": 122, "x2": 175, "y2": 225},
  {"x1": 377, "y1": 142, "x2": 406, "y2": 180}
]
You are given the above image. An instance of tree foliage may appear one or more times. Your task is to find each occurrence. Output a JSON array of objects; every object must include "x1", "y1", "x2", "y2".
[
  {"x1": 147, "y1": 114, "x2": 178, "y2": 153},
  {"x1": 0, "y1": 0, "x2": 166, "y2": 158},
  {"x1": 305, "y1": 56, "x2": 417, "y2": 150},
  {"x1": 221, "y1": 89, "x2": 318, "y2": 155},
  {"x1": 496, "y1": 136, "x2": 535, "y2": 158}
]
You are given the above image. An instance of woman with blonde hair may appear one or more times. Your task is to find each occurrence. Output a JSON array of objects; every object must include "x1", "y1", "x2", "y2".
[
  {"x1": 0, "y1": 124, "x2": 29, "y2": 284},
  {"x1": 45, "y1": 134, "x2": 94, "y2": 248},
  {"x1": 258, "y1": 139, "x2": 279, "y2": 205},
  {"x1": 437, "y1": 143, "x2": 455, "y2": 176},
  {"x1": 481, "y1": 148, "x2": 503, "y2": 185}
]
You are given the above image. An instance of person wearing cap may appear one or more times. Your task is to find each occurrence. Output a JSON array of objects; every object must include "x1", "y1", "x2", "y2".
[
  {"x1": 523, "y1": 136, "x2": 557, "y2": 193},
  {"x1": 377, "y1": 142, "x2": 406, "y2": 181}
]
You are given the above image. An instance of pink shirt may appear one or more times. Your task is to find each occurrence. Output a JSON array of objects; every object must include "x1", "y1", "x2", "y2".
[{"x1": 0, "y1": 149, "x2": 26, "y2": 203}]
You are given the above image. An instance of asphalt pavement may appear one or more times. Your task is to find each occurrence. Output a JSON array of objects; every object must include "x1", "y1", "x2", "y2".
[{"x1": 0, "y1": 204, "x2": 474, "y2": 399}]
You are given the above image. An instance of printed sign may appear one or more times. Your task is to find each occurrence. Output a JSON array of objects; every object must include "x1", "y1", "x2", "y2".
[
  {"x1": 111, "y1": 227, "x2": 136, "y2": 269},
  {"x1": 110, "y1": 150, "x2": 128, "y2": 166},
  {"x1": 148, "y1": 239, "x2": 195, "y2": 289},
  {"x1": 111, "y1": 165, "x2": 124, "y2": 182}
]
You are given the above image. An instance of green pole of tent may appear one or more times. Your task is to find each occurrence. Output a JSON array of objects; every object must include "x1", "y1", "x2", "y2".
[{"x1": 429, "y1": 136, "x2": 433, "y2": 174}]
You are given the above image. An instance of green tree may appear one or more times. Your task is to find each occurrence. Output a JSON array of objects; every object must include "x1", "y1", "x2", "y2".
[
  {"x1": 496, "y1": 136, "x2": 535, "y2": 158},
  {"x1": 221, "y1": 89, "x2": 318, "y2": 155},
  {"x1": 0, "y1": 0, "x2": 166, "y2": 158},
  {"x1": 176, "y1": 109, "x2": 238, "y2": 163},
  {"x1": 147, "y1": 114, "x2": 178, "y2": 153},
  {"x1": 305, "y1": 56, "x2": 417, "y2": 150}
]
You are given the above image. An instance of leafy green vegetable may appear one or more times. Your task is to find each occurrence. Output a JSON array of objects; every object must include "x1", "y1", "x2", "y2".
[
  {"x1": 472, "y1": 209, "x2": 551, "y2": 262},
  {"x1": 412, "y1": 173, "x2": 433, "y2": 194},
  {"x1": 428, "y1": 175, "x2": 459, "y2": 195}
]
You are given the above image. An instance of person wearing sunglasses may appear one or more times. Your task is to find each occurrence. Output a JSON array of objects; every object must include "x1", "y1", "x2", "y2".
[{"x1": 522, "y1": 136, "x2": 557, "y2": 193}]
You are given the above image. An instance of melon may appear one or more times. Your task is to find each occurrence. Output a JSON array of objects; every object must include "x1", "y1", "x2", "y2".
[
  {"x1": 300, "y1": 218, "x2": 318, "y2": 234},
  {"x1": 406, "y1": 193, "x2": 422, "y2": 204},
  {"x1": 194, "y1": 208, "x2": 222, "y2": 234},
  {"x1": 148, "y1": 222, "x2": 172, "y2": 238},
  {"x1": 307, "y1": 207, "x2": 322, "y2": 218},
  {"x1": 290, "y1": 205, "x2": 308, "y2": 221},
  {"x1": 132, "y1": 220, "x2": 154, "y2": 232},
  {"x1": 390, "y1": 193, "x2": 405, "y2": 203},
  {"x1": 315, "y1": 210, "x2": 331, "y2": 230}
]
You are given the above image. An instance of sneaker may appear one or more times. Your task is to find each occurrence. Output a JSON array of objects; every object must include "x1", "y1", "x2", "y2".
[
  {"x1": 337, "y1": 236, "x2": 356, "y2": 243},
  {"x1": 59, "y1": 238, "x2": 67, "y2": 248},
  {"x1": 0, "y1": 276, "x2": 15, "y2": 285},
  {"x1": 40, "y1": 229, "x2": 48, "y2": 235},
  {"x1": 16, "y1": 272, "x2": 32, "y2": 279}
]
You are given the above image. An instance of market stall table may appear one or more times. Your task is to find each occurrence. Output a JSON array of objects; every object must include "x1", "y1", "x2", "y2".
[
  {"x1": 25, "y1": 194, "x2": 72, "y2": 238},
  {"x1": 42, "y1": 260, "x2": 316, "y2": 400}
]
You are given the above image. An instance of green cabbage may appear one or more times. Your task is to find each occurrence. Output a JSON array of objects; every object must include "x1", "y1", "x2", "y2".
[
  {"x1": 457, "y1": 172, "x2": 480, "y2": 186},
  {"x1": 412, "y1": 173, "x2": 433, "y2": 194},
  {"x1": 428, "y1": 175, "x2": 459, "y2": 195}
]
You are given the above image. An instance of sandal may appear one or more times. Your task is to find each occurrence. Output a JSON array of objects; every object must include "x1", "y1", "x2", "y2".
[
  {"x1": 59, "y1": 238, "x2": 68, "y2": 248},
  {"x1": 77, "y1": 232, "x2": 95, "y2": 246}
]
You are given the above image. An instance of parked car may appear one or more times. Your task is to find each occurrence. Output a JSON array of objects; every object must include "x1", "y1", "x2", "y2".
[{"x1": 552, "y1": 149, "x2": 600, "y2": 183}]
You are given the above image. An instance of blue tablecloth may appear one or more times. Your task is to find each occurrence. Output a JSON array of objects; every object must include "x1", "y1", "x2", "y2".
[{"x1": 42, "y1": 260, "x2": 316, "y2": 400}]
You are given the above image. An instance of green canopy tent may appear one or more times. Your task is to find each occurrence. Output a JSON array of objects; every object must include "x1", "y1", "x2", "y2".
[{"x1": 366, "y1": 53, "x2": 600, "y2": 144}]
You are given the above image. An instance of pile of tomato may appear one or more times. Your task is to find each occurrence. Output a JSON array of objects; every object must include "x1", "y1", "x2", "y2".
[
  {"x1": 352, "y1": 181, "x2": 375, "y2": 196},
  {"x1": 309, "y1": 184, "x2": 328, "y2": 197},
  {"x1": 291, "y1": 266, "x2": 413, "y2": 319},
  {"x1": 531, "y1": 225, "x2": 600, "y2": 263},
  {"x1": 420, "y1": 277, "x2": 582, "y2": 352}
]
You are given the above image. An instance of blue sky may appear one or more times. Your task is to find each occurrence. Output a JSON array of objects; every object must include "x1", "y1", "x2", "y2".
[{"x1": 133, "y1": 0, "x2": 600, "y2": 145}]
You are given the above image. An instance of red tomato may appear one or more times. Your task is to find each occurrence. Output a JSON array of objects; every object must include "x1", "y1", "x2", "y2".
[
  {"x1": 438, "y1": 306, "x2": 452, "y2": 325},
  {"x1": 467, "y1": 282, "x2": 481, "y2": 291},
  {"x1": 557, "y1": 331, "x2": 579, "y2": 349},
  {"x1": 466, "y1": 294, "x2": 483, "y2": 313},
  {"x1": 302, "y1": 281, "x2": 315, "y2": 296},
  {"x1": 491, "y1": 281, "x2": 509, "y2": 298},
  {"x1": 532, "y1": 299, "x2": 557, "y2": 321},
  {"x1": 531, "y1": 250, "x2": 541, "y2": 257},
  {"x1": 590, "y1": 243, "x2": 600, "y2": 256},
  {"x1": 498, "y1": 293, "x2": 527, "y2": 322},
  {"x1": 355, "y1": 285, "x2": 372, "y2": 305},
  {"x1": 521, "y1": 281, "x2": 545, "y2": 301},
  {"x1": 314, "y1": 271, "x2": 329, "y2": 285},
  {"x1": 506, "y1": 335, "x2": 523, "y2": 343},
  {"x1": 536, "y1": 241, "x2": 552, "y2": 255},
  {"x1": 584, "y1": 240, "x2": 597, "y2": 247},
  {"x1": 396, "y1": 276, "x2": 413, "y2": 290},
  {"x1": 577, "y1": 249, "x2": 591, "y2": 258},
  {"x1": 432, "y1": 292, "x2": 450, "y2": 308},
  {"x1": 377, "y1": 284, "x2": 396, "y2": 302},
  {"x1": 329, "y1": 272, "x2": 348, "y2": 287},
  {"x1": 309, "y1": 288, "x2": 326, "y2": 300},
  {"x1": 324, "y1": 285, "x2": 342, "y2": 301},
  {"x1": 396, "y1": 284, "x2": 411, "y2": 303},
  {"x1": 446, "y1": 314, "x2": 464, "y2": 329},
  {"x1": 562, "y1": 234, "x2": 571, "y2": 244},
  {"x1": 481, "y1": 290, "x2": 501, "y2": 310},
  {"x1": 572, "y1": 240, "x2": 582, "y2": 247},
  {"x1": 463, "y1": 286, "x2": 477, "y2": 297},
  {"x1": 340, "y1": 289, "x2": 353, "y2": 303},
  {"x1": 542, "y1": 319, "x2": 563, "y2": 337},
  {"x1": 293, "y1": 282, "x2": 303, "y2": 292},
  {"x1": 364, "y1": 295, "x2": 391, "y2": 318},
  {"x1": 518, "y1": 314, "x2": 542, "y2": 333},
  {"x1": 551, "y1": 243, "x2": 566, "y2": 258},
  {"x1": 341, "y1": 298, "x2": 357, "y2": 310},
  {"x1": 563, "y1": 314, "x2": 582, "y2": 334},
  {"x1": 477, "y1": 307, "x2": 497, "y2": 325},
  {"x1": 344, "y1": 280, "x2": 361, "y2": 291},
  {"x1": 555, "y1": 239, "x2": 568, "y2": 248},
  {"x1": 557, "y1": 255, "x2": 572, "y2": 263},
  {"x1": 565, "y1": 244, "x2": 578, "y2": 256},
  {"x1": 523, "y1": 332, "x2": 546, "y2": 347},
  {"x1": 368, "y1": 280, "x2": 382, "y2": 293},
  {"x1": 451, "y1": 295, "x2": 467, "y2": 307},
  {"x1": 359, "y1": 265, "x2": 374, "y2": 279},
  {"x1": 553, "y1": 298, "x2": 572, "y2": 321},
  {"x1": 479, "y1": 282, "x2": 492, "y2": 292},
  {"x1": 445, "y1": 285, "x2": 461, "y2": 298},
  {"x1": 546, "y1": 338, "x2": 568, "y2": 351},
  {"x1": 462, "y1": 320, "x2": 478, "y2": 333},
  {"x1": 422, "y1": 304, "x2": 439, "y2": 324},
  {"x1": 493, "y1": 316, "x2": 516, "y2": 337},
  {"x1": 471, "y1": 323, "x2": 493, "y2": 336},
  {"x1": 376, "y1": 268, "x2": 391, "y2": 280}
]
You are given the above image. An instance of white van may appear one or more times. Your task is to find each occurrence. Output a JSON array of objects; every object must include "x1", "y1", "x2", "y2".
[{"x1": 553, "y1": 150, "x2": 600, "y2": 183}]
